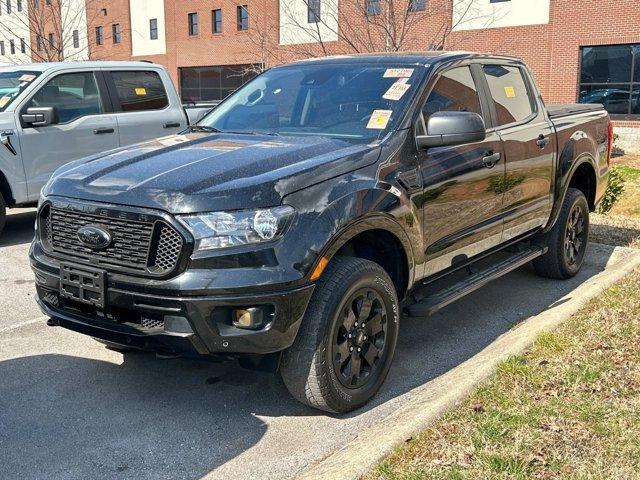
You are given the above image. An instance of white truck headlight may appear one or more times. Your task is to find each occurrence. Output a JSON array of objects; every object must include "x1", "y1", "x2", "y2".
[{"x1": 178, "y1": 206, "x2": 295, "y2": 251}]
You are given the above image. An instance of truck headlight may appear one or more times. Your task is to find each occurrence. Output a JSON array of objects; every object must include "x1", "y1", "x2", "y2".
[{"x1": 178, "y1": 206, "x2": 295, "y2": 251}]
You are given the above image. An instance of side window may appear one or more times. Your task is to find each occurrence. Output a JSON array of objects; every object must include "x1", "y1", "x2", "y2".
[
  {"x1": 422, "y1": 66, "x2": 483, "y2": 123},
  {"x1": 110, "y1": 71, "x2": 169, "y2": 112},
  {"x1": 483, "y1": 65, "x2": 534, "y2": 126},
  {"x1": 26, "y1": 72, "x2": 103, "y2": 124}
]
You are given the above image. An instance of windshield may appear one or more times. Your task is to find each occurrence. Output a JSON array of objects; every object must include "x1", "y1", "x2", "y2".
[
  {"x1": 198, "y1": 63, "x2": 425, "y2": 142},
  {"x1": 0, "y1": 70, "x2": 41, "y2": 112}
]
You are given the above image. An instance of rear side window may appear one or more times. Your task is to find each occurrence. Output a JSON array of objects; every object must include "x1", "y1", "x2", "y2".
[
  {"x1": 110, "y1": 71, "x2": 169, "y2": 112},
  {"x1": 26, "y1": 72, "x2": 103, "y2": 124},
  {"x1": 483, "y1": 65, "x2": 534, "y2": 126},
  {"x1": 422, "y1": 66, "x2": 483, "y2": 121}
]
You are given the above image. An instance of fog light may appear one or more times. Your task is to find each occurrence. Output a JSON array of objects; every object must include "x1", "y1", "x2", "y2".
[{"x1": 233, "y1": 307, "x2": 265, "y2": 330}]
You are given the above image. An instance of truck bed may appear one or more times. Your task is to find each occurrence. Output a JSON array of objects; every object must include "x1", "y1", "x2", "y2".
[{"x1": 547, "y1": 103, "x2": 603, "y2": 119}]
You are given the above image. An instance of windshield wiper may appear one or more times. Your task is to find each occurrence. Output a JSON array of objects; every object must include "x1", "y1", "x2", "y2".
[{"x1": 185, "y1": 124, "x2": 222, "y2": 133}]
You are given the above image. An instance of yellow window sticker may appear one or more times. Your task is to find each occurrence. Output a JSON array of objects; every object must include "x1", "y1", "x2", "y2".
[
  {"x1": 383, "y1": 82, "x2": 411, "y2": 101},
  {"x1": 135, "y1": 87, "x2": 148, "y2": 96},
  {"x1": 19, "y1": 74, "x2": 36, "y2": 82},
  {"x1": 504, "y1": 86, "x2": 516, "y2": 98},
  {"x1": 366, "y1": 110, "x2": 392, "y2": 130},
  {"x1": 0, "y1": 96, "x2": 10, "y2": 108},
  {"x1": 383, "y1": 68, "x2": 414, "y2": 78}
]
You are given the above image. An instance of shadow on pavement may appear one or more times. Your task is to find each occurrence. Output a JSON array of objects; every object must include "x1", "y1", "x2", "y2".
[
  {"x1": 0, "y1": 209, "x2": 36, "y2": 248},
  {"x1": 0, "y1": 244, "x2": 620, "y2": 480}
]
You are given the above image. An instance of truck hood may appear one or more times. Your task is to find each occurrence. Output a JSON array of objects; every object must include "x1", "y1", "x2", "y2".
[{"x1": 44, "y1": 132, "x2": 381, "y2": 213}]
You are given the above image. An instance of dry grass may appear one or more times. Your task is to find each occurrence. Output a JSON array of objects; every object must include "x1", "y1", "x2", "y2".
[
  {"x1": 590, "y1": 157, "x2": 640, "y2": 248},
  {"x1": 367, "y1": 269, "x2": 640, "y2": 480}
]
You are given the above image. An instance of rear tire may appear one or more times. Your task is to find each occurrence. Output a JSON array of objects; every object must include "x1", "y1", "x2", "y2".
[
  {"x1": 280, "y1": 256, "x2": 400, "y2": 413},
  {"x1": 533, "y1": 188, "x2": 589, "y2": 279},
  {"x1": 0, "y1": 195, "x2": 6, "y2": 237}
]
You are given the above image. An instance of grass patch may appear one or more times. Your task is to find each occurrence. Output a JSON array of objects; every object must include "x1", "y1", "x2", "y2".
[{"x1": 366, "y1": 269, "x2": 640, "y2": 480}]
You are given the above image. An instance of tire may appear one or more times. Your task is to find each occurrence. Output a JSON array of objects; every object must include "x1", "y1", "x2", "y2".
[
  {"x1": 280, "y1": 256, "x2": 400, "y2": 413},
  {"x1": 533, "y1": 188, "x2": 589, "y2": 279},
  {"x1": 0, "y1": 194, "x2": 6, "y2": 238}
]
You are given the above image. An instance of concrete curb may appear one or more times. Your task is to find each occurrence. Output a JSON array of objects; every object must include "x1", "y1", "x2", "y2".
[{"x1": 295, "y1": 244, "x2": 640, "y2": 480}]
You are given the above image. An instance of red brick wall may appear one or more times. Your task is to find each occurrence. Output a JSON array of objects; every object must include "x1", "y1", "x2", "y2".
[{"x1": 87, "y1": 0, "x2": 132, "y2": 61}]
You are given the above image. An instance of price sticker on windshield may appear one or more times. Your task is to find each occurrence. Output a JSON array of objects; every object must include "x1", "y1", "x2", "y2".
[
  {"x1": 0, "y1": 96, "x2": 10, "y2": 108},
  {"x1": 383, "y1": 82, "x2": 411, "y2": 101},
  {"x1": 19, "y1": 74, "x2": 36, "y2": 82},
  {"x1": 367, "y1": 110, "x2": 392, "y2": 129},
  {"x1": 383, "y1": 68, "x2": 414, "y2": 78}
]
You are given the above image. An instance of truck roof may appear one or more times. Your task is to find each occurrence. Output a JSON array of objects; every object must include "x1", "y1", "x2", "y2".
[
  {"x1": 287, "y1": 51, "x2": 524, "y2": 68},
  {"x1": 0, "y1": 60, "x2": 163, "y2": 73}
]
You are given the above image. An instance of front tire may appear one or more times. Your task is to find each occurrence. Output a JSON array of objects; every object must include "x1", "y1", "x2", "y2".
[
  {"x1": 533, "y1": 188, "x2": 589, "y2": 279},
  {"x1": 280, "y1": 256, "x2": 400, "y2": 413}
]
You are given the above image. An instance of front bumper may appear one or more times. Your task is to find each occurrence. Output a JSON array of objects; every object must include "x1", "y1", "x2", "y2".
[{"x1": 31, "y1": 245, "x2": 315, "y2": 357}]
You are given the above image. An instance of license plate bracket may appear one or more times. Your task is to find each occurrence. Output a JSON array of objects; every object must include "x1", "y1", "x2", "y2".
[{"x1": 59, "y1": 262, "x2": 107, "y2": 309}]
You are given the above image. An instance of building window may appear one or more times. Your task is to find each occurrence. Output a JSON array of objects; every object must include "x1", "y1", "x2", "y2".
[
  {"x1": 72, "y1": 29, "x2": 79, "y2": 48},
  {"x1": 9, "y1": 39, "x2": 15, "y2": 54},
  {"x1": 408, "y1": 0, "x2": 425, "y2": 12},
  {"x1": 95, "y1": 26, "x2": 103, "y2": 45},
  {"x1": 150, "y1": 18, "x2": 158, "y2": 40},
  {"x1": 308, "y1": 0, "x2": 321, "y2": 23},
  {"x1": 112, "y1": 23, "x2": 121, "y2": 44},
  {"x1": 179, "y1": 64, "x2": 258, "y2": 102},
  {"x1": 366, "y1": 0, "x2": 380, "y2": 16},
  {"x1": 45, "y1": 0, "x2": 51, "y2": 4},
  {"x1": 188, "y1": 12, "x2": 198, "y2": 36},
  {"x1": 36, "y1": 35, "x2": 43, "y2": 51},
  {"x1": 6, "y1": 0, "x2": 10, "y2": 14},
  {"x1": 0, "y1": 42, "x2": 4, "y2": 56},
  {"x1": 48, "y1": 33, "x2": 54, "y2": 48},
  {"x1": 16, "y1": 0, "x2": 20, "y2": 11},
  {"x1": 237, "y1": 5, "x2": 248, "y2": 31},
  {"x1": 20, "y1": 37, "x2": 25, "y2": 53},
  {"x1": 579, "y1": 44, "x2": 640, "y2": 118},
  {"x1": 212, "y1": 9, "x2": 222, "y2": 33},
  {"x1": 34, "y1": 0, "x2": 38, "y2": 7}
]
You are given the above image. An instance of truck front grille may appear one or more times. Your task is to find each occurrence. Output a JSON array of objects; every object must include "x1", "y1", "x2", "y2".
[{"x1": 39, "y1": 202, "x2": 187, "y2": 277}]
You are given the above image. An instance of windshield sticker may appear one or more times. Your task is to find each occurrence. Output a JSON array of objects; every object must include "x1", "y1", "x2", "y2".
[
  {"x1": 0, "y1": 96, "x2": 10, "y2": 108},
  {"x1": 383, "y1": 68, "x2": 414, "y2": 78},
  {"x1": 135, "y1": 87, "x2": 148, "y2": 96},
  {"x1": 19, "y1": 74, "x2": 36, "y2": 82},
  {"x1": 383, "y1": 82, "x2": 411, "y2": 101},
  {"x1": 504, "y1": 86, "x2": 516, "y2": 98},
  {"x1": 395, "y1": 77, "x2": 409, "y2": 85},
  {"x1": 366, "y1": 110, "x2": 392, "y2": 129}
]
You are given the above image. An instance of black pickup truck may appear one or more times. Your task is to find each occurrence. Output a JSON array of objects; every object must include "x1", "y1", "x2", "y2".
[{"x1": 30, "y1": 52, "x2": 611, "y2": 413}]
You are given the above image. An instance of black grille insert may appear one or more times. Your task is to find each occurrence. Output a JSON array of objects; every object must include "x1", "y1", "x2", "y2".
[{"x1": 42, "y1": 205, "x2": 185, "y2": 276}]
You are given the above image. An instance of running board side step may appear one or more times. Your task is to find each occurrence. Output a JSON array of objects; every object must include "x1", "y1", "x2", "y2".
[{"x1": 405, "y1": 246, "x2": 547, "y2": 318}]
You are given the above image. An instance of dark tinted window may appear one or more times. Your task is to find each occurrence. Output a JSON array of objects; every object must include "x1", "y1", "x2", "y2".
[
  {"x1": 27, "y1": 72, "x2": 103, "y2": 123},
  {"x1": 110, "y1": 71, "x2": 169, "y2": 112},
  {"x1": 579, "y1": 44, "x2": 640, "y2": 118},
  {"x1": 483, "y1": 65, "x2": 534, "y2": 126},
  {"x1": 180, "y1": 64, "x2": 257, "y2": 102},
  {"x1": 422, "y1": 66, "x2": 483, "y2": 121}
]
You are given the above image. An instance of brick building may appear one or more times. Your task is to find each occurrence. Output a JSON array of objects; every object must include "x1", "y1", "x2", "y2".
[{"x1": 1, "y1": 0, "x2": 638, "y2": 146}]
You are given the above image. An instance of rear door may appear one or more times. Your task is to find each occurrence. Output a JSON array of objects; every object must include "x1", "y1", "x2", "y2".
[
  {"x1": 104, "y1": 69, "x2": 186, "y2": 147},
  {"x1": 479, "y1": 63, "x2": 555, "y2": 242},
  {"x1": 17, "y1": 70, "x2": 119, "y2": 199},
  {"x1": 416, "y1": 64, "x2": 506, "y2": 276}
]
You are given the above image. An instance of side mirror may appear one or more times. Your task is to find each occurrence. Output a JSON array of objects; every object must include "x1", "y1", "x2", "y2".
[
  {"x1": 21, "y1": 107, "x2": 56, "y2": 127},
  {"x1": 416, "y1": 111, "x2": 486, "y2": 149}
]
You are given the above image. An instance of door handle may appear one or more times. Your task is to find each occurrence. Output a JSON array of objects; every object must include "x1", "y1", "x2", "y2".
[
  {"x1": 482, "y1": 152, "x2": 501, "y2": 168},
  {"x1": 163, "y1": 122, "x2": 181, "y2": 129},
  {"x1": 94, "y1": 127, "x2": 115, "y2": 135},
  {"x1": 536, "y1": 134, "x2": 550, "y2": 148}
]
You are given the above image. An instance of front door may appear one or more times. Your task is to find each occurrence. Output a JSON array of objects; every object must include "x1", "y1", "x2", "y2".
[
  {"x1": 480, "y1": 64, "x2": 555, "y2": 242},
  {"x1": 17, "y1": 71, "x2": 119, "y2": 199},
  {"x1": 416, "y1": 65, "x2": 506, "y2": 276}
]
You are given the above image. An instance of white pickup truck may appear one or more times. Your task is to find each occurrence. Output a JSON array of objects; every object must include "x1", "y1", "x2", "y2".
[{"x1": 0, "y1": 61, "x2": 212, "y2": 236}]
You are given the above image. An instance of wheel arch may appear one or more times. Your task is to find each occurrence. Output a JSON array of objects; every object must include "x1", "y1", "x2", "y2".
[{"x1": 0, "y1": 169, "x2": 13, "y2": 207}]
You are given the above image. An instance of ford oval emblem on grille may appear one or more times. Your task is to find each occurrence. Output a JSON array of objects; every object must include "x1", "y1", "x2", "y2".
[{"x1": 77, "y1": 225, "x2": 112, "y2": 250}]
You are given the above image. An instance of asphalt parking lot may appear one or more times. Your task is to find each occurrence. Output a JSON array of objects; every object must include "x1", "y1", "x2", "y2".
[{"x1": 0, "y1": 208, "x2": 634, "y2": 480}]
